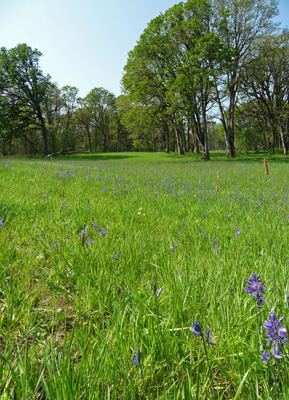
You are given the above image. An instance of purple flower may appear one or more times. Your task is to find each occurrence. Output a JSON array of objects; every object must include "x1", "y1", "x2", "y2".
[
  {"x1": 99, "y1": 228, "x2": 106, "y2": 237},
  {"x1": 246, "y1": 273, "x2": 265, "y2": 307},
  {"x1": 131, "y1": 348, "x2": 141, "y2": 367},
  {"x1": 202, "y1": 213, "x2": 206, "y2": 218},
  {"x1": 264, "y1": 312, "x2": 287, "y2": 345},
  {"x1": 273, "y1": 342, "x2": 282, "y2": 360},
  {"x1": 235, "y1": 227, "x2": 240, "y2": 237},
  {"x1": 52, "y1": 241, "x2": 58, "y2": 249},
  {"x1": 42, "y1": 193, "x2": 46, "y2": 199},
  {"x1": 0, "y1": 219, "x2": 4, "y2": 227},
  {"x1": 111, "y1": 252, "x2": 120, "y2": 260},
  {"x1": 92, "y1": 217, "x2": 97, "y2": 229},
  {"x1": 261, "y1": 351, "x2": 270, "y2": 363},
  {"x1": 131, "y1": 356, "x2": 139, "y2": 366},
  {"x1": 153, "y1": 283, "x2": 162, "y2": 298},
  {"x1": 205, "y1": 328, "x2": 217, "y2": 346},
  {"x1": 87, "y1": 239, "x2": 94, "y2": 244},
  {"x1": 190, "y1": 320, "x2": 203, "y2": 337}
]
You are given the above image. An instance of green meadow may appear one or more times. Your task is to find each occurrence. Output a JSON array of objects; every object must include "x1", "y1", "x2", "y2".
[{"x1": 1, "y1": 151, "x2": 289, "y2": 399}]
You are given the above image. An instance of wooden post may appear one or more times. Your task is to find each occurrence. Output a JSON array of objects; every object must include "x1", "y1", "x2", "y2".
[{"x1": 264, "y1": 159, "x2": 269, "y2": 175}]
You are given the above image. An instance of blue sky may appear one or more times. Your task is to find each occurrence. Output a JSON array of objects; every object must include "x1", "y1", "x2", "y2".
[{"x1": 0, "y1": 0, "x2": 288, "y2": 98}]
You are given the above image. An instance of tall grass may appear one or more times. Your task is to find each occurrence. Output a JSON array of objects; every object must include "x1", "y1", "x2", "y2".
[{"x1": 0, "y1": 152, "x2": 289, "y2": 399}]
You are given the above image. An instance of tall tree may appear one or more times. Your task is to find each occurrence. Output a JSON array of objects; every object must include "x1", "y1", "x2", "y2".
[
  {"x1": 241, "y1": 31, "x2": 289, "y2": 154},
  {"x1": 212, "y1": 0, "x2": 279, "y2": 157},
  {"x1": 0, "y1": 44, "x2": 52, "y2": 156},
  {"x1": 83, "y1": 88, "x2": 116, "y2": 152},
  {"x1": 122, "y1": 0, "x2": 222, "y2": 158}
]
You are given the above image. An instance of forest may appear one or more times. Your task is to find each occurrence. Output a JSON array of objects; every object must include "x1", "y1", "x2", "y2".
[{"x1": 0, "y1": 0, "x2": 288, "y2": 159}]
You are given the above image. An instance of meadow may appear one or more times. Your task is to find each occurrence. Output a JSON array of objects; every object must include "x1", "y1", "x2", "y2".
[{"x1": 1, "y1": 151, "x2": 289, "y2": 399}]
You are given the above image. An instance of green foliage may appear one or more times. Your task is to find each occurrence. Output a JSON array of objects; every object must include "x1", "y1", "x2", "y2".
[{"x1": 0, "y1": 44, "x2": 52, "y2": 155}]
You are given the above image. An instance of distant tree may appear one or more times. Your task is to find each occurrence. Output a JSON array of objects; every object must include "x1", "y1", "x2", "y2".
[
  {"x1": 83, "y1": 88, "x2": 116, "y2": 152},
  {"x1": 212, "y1": 0, "x2": 279, "y2": 157},
  {"x1": 0, "y1": 43, "x2": 53, "y2": 156},
  {"x1": 59, "y1": 86, "x2": 79, "y2": 149},
  {"x1": 241, "y1": 31, "x2": 289, "y2": 154}
]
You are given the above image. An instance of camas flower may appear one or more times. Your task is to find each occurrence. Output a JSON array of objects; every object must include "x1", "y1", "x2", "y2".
[
  {"x1": 131, "y1": 347, "x2": 141, "y2": 367},
  {"x1": 153, "y1": 283, "x2": 162, "y2": 298},
  {"x1": 264, "y1": 312, "x2": 287, "y2": 345},
  {"x1": 261, "y1": 351, "x2": 270, "y2": 363},
  {"x1": 190, "y1": 320, "x2": 203, "y2": 337},
  {"x1": 205, "y1": 328, "x2": 217, "y2": 346},
  {"x1": 261, "y1": 312, "x2": 287, "y2": 362},
  {"x1": 246, "y1": 272, "x2": 265, "y2": 307},
  {"x1": 190, "y1": 321, "x2": 217, "y2": 346}
]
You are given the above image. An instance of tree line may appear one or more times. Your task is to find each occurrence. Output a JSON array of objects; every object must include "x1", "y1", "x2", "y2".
[{"x1": 1, "y1": 0, "x2": 288, "y2": 158}]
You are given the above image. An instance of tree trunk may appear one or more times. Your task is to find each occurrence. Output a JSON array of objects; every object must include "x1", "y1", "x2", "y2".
[
  {"x1": 94, "y1": 128, "x2": 97, "y2": 152},
  {"x1": 279, "y1": 123, "x2": 287, "y2": 155},
  {"x1": 270, "y1": 118, "x2": 276, "y2": 154},
  {"x1": 215, "y1": 83, "x2": 235, "y2": 158},
  {"x1": 174, "y1": 124, "x2": 184, "y2": 155},
  {"x1": 86, "y1": 126, "x2": 92, "y2": 152},
  {"x1": 201, "y1": 101, "x2": 210, "y2": 160}
]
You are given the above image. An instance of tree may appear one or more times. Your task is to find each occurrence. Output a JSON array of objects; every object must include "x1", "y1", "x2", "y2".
[
  {"x1": 122, "y1": 0, "x2": 222, "y2": 158},
  {"x1": 83, "y1": 88, "x2": 116, "y2": 152},
  {"x1": 241, "y1": 31, "x2": 289, "y2": 154},
  {"x1": 0, "y1": 44, "x2": 52, "y2": 156},
  {"x1": 212, "y1": 0, "x2": 279, "y2": 157}
]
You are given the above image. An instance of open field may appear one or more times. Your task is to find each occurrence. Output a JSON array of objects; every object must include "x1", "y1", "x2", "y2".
[{"x1": 1, "y1": 151, "x2": 289, "y2": 399}]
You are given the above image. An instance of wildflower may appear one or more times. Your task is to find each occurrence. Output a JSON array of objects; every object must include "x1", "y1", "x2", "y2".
[
  {"x1": 190, "y1": 320, "x2": 203, "y2": 337},
  {"x1": 43, "y1": 193, "x2": 46, "y2": 199},
  {"x1": 52, "y1": 241, "x2": 58, "y2": 249},
  {"x1": 92, "y1": 217, "x2": 97, "y2": 229},
  {"x1": 82, "y1": 224, "x2": 87, "y2": 235},
  {"x1": 170, "y1": 242, "x2": 178, "y2": 252},
  {"x1": 87, "y1": 239, "x2": 94, "y2": 244},
  {"x1": 261, "y1": 351, "x2": 270, "y2": 363},
  {"x1": 111, "y1": 252, "x2": 120, "y2": 260},
  {"x1": 153, "y1": 283, "x2": 162, "y2": 298},
  {"x1": 205, "y1": 328, "x2": 217, "y2": 346},
  {"x1": 131, "y1": 348, "x2": 141, "y2": 367},
  {"x1": 202, "y1": 213, "x2": 206, "y2": 218},
  {"x1": 235, "y1": 227, "x2": 240, "y2": 237},
  {"x1": 246, "y1": 272, "x2": 265, "y2": 307},
  {"x1": 272, "y1": 342, "x2": 282, "y2": 360},
  {"x1": 0, "y1": 219, "x2": 4, "y2": 227},
  {"x1": 264, "y1": 312, "x2": 287, "y2": 345},
  {"x1": 190, "y1": 320, "x2": 217, "y2": 396},
  {"x1": 99, "y1": 228, "x2": 106, "y2": 237}
]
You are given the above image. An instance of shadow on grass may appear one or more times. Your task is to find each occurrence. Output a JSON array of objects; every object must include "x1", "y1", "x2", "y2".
[
  {"x1": 53, "y1": 150, "x2": 289, "y2": 164},
  {"x1": 57, "y1": 153, "x2": 135, "y2": 161}
]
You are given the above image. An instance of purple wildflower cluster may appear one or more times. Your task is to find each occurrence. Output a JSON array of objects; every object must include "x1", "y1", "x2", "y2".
[
  {"x1": 245, "y1": 272, "x2": 265, "y2": 308},
  {"x1": 261, "y1": 312, "x2": 288, "y2": 362},
  {"x1": 246, "y1": 273, "x2": 287, "y2": 362}
]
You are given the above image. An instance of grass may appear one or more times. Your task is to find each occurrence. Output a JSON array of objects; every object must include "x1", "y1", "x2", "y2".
[{"x1": 1, "y1": 150, "x2": 289, "y2": 399}]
